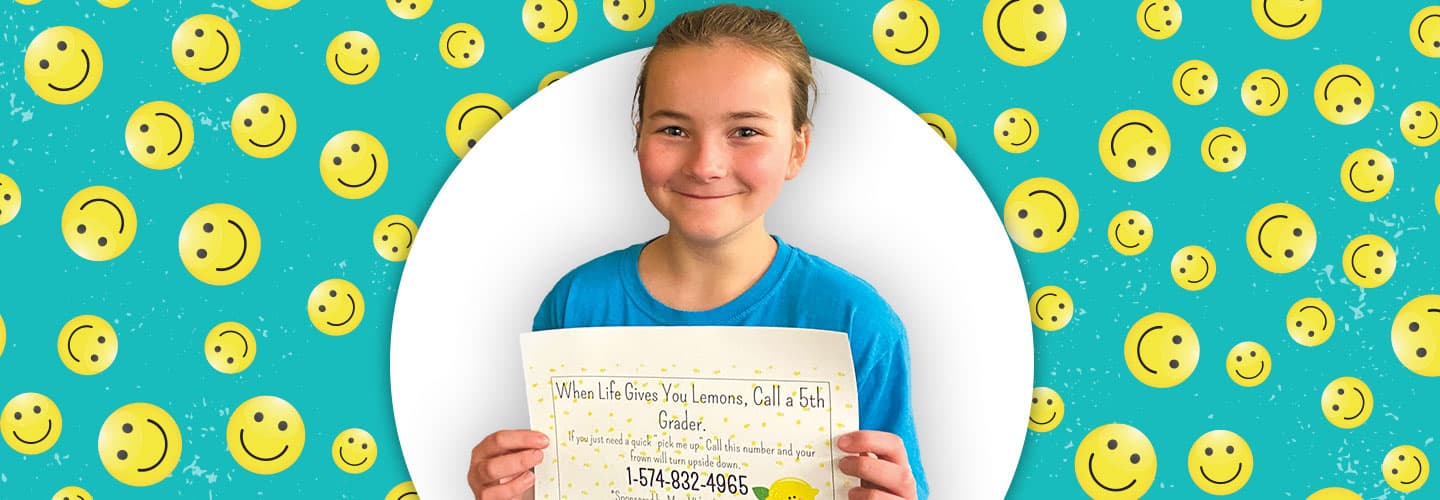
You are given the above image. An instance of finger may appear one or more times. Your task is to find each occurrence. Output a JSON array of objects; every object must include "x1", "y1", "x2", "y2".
[
  {"x1": 478, "y1": 430, "x2": 551, "y2": 458},
  {"x1": 838, "y1": 455, "x2": 916, "y2": 498},
  {"x1": 847, "y1": 486, "x2": 906, "y2": 500},
  {"x1": 837, "y1": 431, "x2": 908, "y2": 466},
  {"x1": 477, "y1": 449, "x2": 546, "y2": 485},
  {"x1": 479, "y1": 470, "x2": 535, "y2": 500}
]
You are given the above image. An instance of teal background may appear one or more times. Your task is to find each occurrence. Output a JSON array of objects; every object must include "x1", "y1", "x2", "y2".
[{"x1": 2, "y1": 0, "x2": 1439, "y2": 498}]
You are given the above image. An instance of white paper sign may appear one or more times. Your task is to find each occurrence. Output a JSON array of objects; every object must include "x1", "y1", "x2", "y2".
[{"x1": 520, "y1": 326, "x2": 862, "y2": 500}]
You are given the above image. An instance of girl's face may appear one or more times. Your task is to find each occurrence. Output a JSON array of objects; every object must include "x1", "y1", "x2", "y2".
[{"x1": 637, "y1": 43, "x2": 808, "y2": 246}]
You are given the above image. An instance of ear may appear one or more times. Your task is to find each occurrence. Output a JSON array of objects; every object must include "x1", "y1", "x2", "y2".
[{"x1": 785, "y1": 124, "x2": 810, "y2": 180}]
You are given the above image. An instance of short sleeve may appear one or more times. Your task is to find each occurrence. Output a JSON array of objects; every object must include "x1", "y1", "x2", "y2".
[
  {"x1": 853, "y1": 304, "x2": 930, "y2": 499},
  {"x1": 531, "y1": 273, "x2": 571, "y2": 331}
]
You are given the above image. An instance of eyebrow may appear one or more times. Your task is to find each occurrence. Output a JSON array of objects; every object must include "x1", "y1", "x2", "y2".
[{"x1": 646, "y1": 109, "x2": 777, "y2": 121}]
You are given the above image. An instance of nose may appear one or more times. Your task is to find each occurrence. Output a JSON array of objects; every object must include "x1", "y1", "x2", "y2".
[{"x1": 686, "y1": 135, "x2": 728, "y2": 181}]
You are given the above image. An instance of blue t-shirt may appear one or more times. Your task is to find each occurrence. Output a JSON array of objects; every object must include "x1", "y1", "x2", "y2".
[{"x1": 532, "y1": 235, "x2": 929, "y2": 498}]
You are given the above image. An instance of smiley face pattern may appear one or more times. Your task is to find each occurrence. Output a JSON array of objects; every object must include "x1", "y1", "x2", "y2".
[{"x1": 2, "y1": 1, "x2": 1438, "y2": 498}]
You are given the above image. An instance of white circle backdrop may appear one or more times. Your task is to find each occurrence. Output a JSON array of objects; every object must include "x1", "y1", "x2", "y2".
[{"x1": 390, "y1": 48, "x2": 1033, "y2": 499}]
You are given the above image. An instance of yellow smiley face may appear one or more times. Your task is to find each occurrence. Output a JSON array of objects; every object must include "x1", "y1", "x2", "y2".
[
  {"x1": 178, "y1": 203, "x2": 262, "y2": 286},
  {"x1": 327, "y1": 31, "x2": 379, "y2": 85},
  {"x1": 1028, "y1": 285, "x2": 1073, "y2": 331},
  {"x1": 58, "y1": 314, "x2": 118, "y2": 375},
  {"x1": 1, "y1": 392, "x2": 62, "y2": 455},
  {"x1": 1003, "y1": 177, "x2": 1079, "y2": 253},
  {"x1": 523, "y1": 0, "x2": 578, "y2": 43},
  {"x1": 320, "y1": 131, "x2": 388, "y2": 199},
  {"x1": 126, "y1": 101, "x2": 195, "y2": 170},
  {"x1": 1108, "y1": 210, "x2": 1153, "y2": 256},
  {"x1": 1028, "y1": 387, "x2": 1064, "y2": 432},
  {"x1": 1172, "y1": 60, "x2": 1216, "y2": 106},
  {"x1": 1201, "y1": 126, "x2": 1247, "y2": 172},
  {"x1": 446, "y1": 93, "x2": 512, "y2": 159},
  {"x1": 604, "y1": 0, "x2": 653, "y2": 31},
  {"x1": 226, "y1": 395, "x2": 305, "y2": 475},
  {"x1": 205, "y1": 321, "x2": 256, "y2": 374},
  {"x1": 251, "y1": 0, "x2": 300, "y2": 9},
  {"x1": 52, "y1": 486, "x2": 93, "y2": 500},
  {"x1": 0, "y1": 172, "x2": 22, "y2": 226},
  {"x1": 332, "y1": 428, "x2": 377, "y2": 473},
  {"x1": 439, "y1": 23, "x2": 484, "y2": 69},
  {"x1": 1137, "y1": 0, "x2": 1181, "y2": 39},
  {"x1": 873, "y1": 0, "x2": 940, "y2": 66},
  {"x1": 983, "y1": 0, "x2": 1067, "y2": 67},
  {"x1": 1413, "y1": 6, "x2": 1440, "y2": 57},
  {"x1": 1074, "y1": 423, "x2": 1156, "y2": 499},
  {"x1": 1124, "y1": 312, "x2": 1199, "y2": 388},
  {"x1": 387, "y1": 0, "x2": 432, "y2": 19},
  {"x1": 1314, "y1": 64, "x2": 1373, "y2": 125},
  {"x1": 1187, "y1": 430, "x2": 1253, "y2": 495},
  {"x1": 98, "y1": 402, "x2": 182, "y2": 486},
  {"x1": 386, "y1": 481, "x2": 419, "y2": 500},
  {"x1": 1226, "y1": 341, "x2": 1271, "y2": 387},
  {"x1": 1099, "y1": 110, "x2": 1170, "y2": 182},
  {"x1": 1342, "y1": 234, "x2": 1395, "y2": 289},
  {"x1": 1245, "y1": 203, "x2": 1316, "y2": 274},
  {"x1": 232, "y1": 93, "x2": 296, "y2": 159},
  {"x1": 1321, "y1": 376, "x2": 1372, "y2": 429},
  {"x1": 1287, "y1": 297, "x2": 1335, "y2": 347},
  {"x1": 1170, "y1": 245, "x2": 1215, "y2": 291},
  {"x1": 374, "y1": 214, "x2": 417, "y2": 262},
  {"x1": 994, "y1": 107, "x2": 1038, "y2": 153},
  {"x1": 1383, "y1": 445, "x2": 1429, "y2": 492},
  {"x1": 0, "y1": 313, "x2": 6, "y2": 360},
  {"x1": 538, "y1": 70, "x2": 568, "y2": 91},
  {"x1": 920, "y1": 112, "x2": 957, "y2": 151},
  {"x1": 1240, "y1": 69, "x2": 1288, "y2": 116},
  {"x1": 1392, "y1": 295, "x2": 1440, "y2": 377},
  {"x1": 1252, "y1": 0, "x2": 1322, "y2": 40},
  {"x1": 1400, "y1": 100, "x2": 1440, "y2": 147},
  {"x1": 61, "y1": 186, "x2": 137, "y2": 262},
  {"x1": 1339, "y1": 148, "x2": 1392, "y2": 202},
  {"x1": 97, "y1": 0, "x2": 129, "y2": 6},
  {"x1": 24, "y1": 26, "x2": 103, "y2": 105},
  {"x1": 1308, "y1": 487, "x2": 1362, "y2": 500},
  {"x1": 172, "y1": 14, "x2": 240, "y2": 83},
  {"x1": 309, "y1": 278, "x2": 364, "y2": 336}
]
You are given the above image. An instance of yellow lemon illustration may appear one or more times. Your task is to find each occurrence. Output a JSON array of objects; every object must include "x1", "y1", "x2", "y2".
[
  {"x1": 439, "y1": 23, "x2": 484, "y2": 69},
  {"x1": 2, "y1": 392, "x2": 62, "y2": 455},
  {"x1": 172, "y1": 14, "x2": 240, "y2": 83},
  {"x1": 1400, "y1": 100, "x2": 1439, "y2": 147},
  {"x1": 374, "y1": 214, "x2": 418, "y2": 262},
  {"x1": 1029, "y1": 285, "x2": 1073, "y2": 332},
  {"x1": 61, "y1": 186, "x2": 137, "y2": 261},
  {"x1": 1226, "y1": 341, "x2": 1271, "y2": 387},
  {"x1": 178, "y1": 203, "x2": 262, "y2": 286},
  {"x1": 1171, "y1": 245, "x2": 1215, "y2": 291},
  {"x1": 1187, "y1": 430, "x2": 1253, "y2": 495},
  {"x1": 319, "y1": 130, "x2": 387, "y2": 199},
  {"x1": 1137, "y1": 0, "x2": 1181, "y2": 40},
  {"x1": 326, "y1": 31, "x2": 379, "y2": 85},
  {"x1": 983, "y1": 0, "x2": 1067, "y2": 67},
  {"x1": 873, "y1": 0, "x2": 940, "y2": 66},
  {"x1": 98, "y1": 402, "x2": 182, "y2": 486},
  {"x1": 1075, "y1": 423, "x2": 1156, "y2": 499},
  {"x1": 1382, "y1": 445, "x2": 1429, "y2": 492},
  {"x1": 1245, "y1": 203, "x2": 1316, "y2": 274},
  {"x1": 332, "y1": 428, "x2": 377, "y2": 473},
  {"x1": 232, "y1": 93, "x2": 297, "y2": 158},
  {"x1": 1321, "y1": 376, "x2": 1372, "y2": 429},
  {"x1": 1173, "y1": 59, "x2": 1216, "y2": 105},
  {"x1": 1028, "y1": 387, "x2": 1064, "y2": 432},
  {"x1": 1003, "y1": 177, "x2": 1079, "y2": 253},
  {"x1": 1240, "y1": 69, "x2": 1287, "y2": 116},
  {"x1": 994, "y1": 107, "x2": 1038, "y2": 153},
  {"x1": 446, "y1": 93, "x2": 511, "y2": 158},
  {"x1": 1392, "y1": 294, "x2": 1440, "y2": 377},
  {"x1": 1314, "y1": 64, "x2": 1373, "y2": 125},
  {"x1": 309, "y1": 278, "x2": 364, "y2": 336},
  {"x1": 227, "y1": 395, "x2": 305, "y2": 474},
  {"x1": 24, "y1": 26, "x2": 103, "y2": 105},
  {"x1": 1123, "y1": 312, "x2": 1199, "y2": 389},
  {"x1": 523, "y1": 0, "x2": 578, "y2": 43},
  {"x1": 126, "y1": 100, "x2": 194, "y2": 170},
  {"x1": 1201, "y1": 127, "x2": 1246, "y2": 172},
  {"x1": 205, "y1": 321, "x2": 256, "y2": 374},
  {"x1": 1287, "y1": 297, "x2": 1335, "y2": 347},
  {"x1": 763, "y1": 477, "x2": 817, "y2": 500},
  {"x1": 1342, "y1": 234, "x2": 1395, "y2": 289},
  {"x1": 1253, "y1": 0, "x2": 1321, "y2": 40},
  {"x1": 1098, "y1": 110, "x2": 1170, "y2": 182},
  {"x1": 58, "y1": 314, "x2": 117, "y2": 375}
]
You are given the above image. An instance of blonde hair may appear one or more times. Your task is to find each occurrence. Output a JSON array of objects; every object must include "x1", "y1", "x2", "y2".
[{"x1": 633, "y1": 4, "x2": 816, "y2": 144}]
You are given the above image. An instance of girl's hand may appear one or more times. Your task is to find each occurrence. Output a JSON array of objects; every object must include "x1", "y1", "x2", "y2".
[
  {"x1": 468, "y1": 430, "x2": 549, "y2": 500},
  {"x1": 836, "y1": 430, "x2": 918, "y2": 500}
]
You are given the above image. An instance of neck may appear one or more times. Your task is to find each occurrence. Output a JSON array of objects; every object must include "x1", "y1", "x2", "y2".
[{"x1": 637, "y1": 220, "x2": 778, "y2": 311}]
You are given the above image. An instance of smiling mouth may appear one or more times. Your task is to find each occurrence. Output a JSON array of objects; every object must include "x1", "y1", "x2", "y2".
[
  {"x1": 1235, "y1": 361, "x2": 1265, "y2": 380},
  {"x1": 1141, "y1": 3, "x2": 1162, "y2": 32},
  {"x1": 339, "y1": 447, "x2": 369, "y2": 467},
  {"x1": 200, "y1": 31, "x2": 231, "y2": 72},
  {"x1": 1186, "y1": 256, "x2": 1211, "y2": 284},
  {"x1": 1087, "y1": 454, "x2": 1136, "y2": 492},
  {"x1": 1347, "y1": 161, "x2": 1375, "y2": 194},
  {"x1": 1199, "y1": 463, "x2": 1244, "y2": 484},
  {"x1": 1262, "y1": 0, "x2": 1307, "y2": 28},
  {"x1": 1113, "y1": 224, "x2": 1141, "y2": 249},
  {"x1": 1028, "y1": 412, "x2": 1056, "y2": 425},
  {"x1": 337, "y1": 154, "x2": 379, "y2": 188},
  {"x1": 678, "y1": 192, "x2": 735, "y2": 200},
  {"x1": 1349, "y1": 242, "x2": 1372, "y2": 279},
  {"x1": 326, "y1": 294, "x2": 358, "y2": 327},
  {"x1": 333, "y1": 54, "x2": 370, "y2": 76},
  {"x1": 13, "y1": 420, "x2": 53, "y2": 444},
  {"x1": 247, "y1": 115, "x2": 288, "y2": 148},
  {"x1": 137, "y1": 419, "x2": 170, "y2": 472},
  {"x1": 1343, "y1": 387, "x2": 1367, "y2": 420},
  {"x1": 1402, "y1": 457, "x2": 1426, "y2": 484},
  {"x1": 1011, "y1": 119, "x2": 1034, "y2": 146},
  {"x1": 1418, "y1": 112, "x2": 1439, "y2": 140},
  {"x1": 996, "y1": 0, "x2": 1025, "y2": 52},
  {"x1": 216, "y1": 219, "x2": 249, "y2": 272},
  {"x1": 48, "y1": 49, "x2": 92, "y2": 92},
  {"x1": 239, "y1": 428, "x2": 290, "y2": 461},
  {"x1": 1136, "y1": 325, "x2": 1162, "y2": 374},
  {"x1": 157, "y1": 112, "x2": 185, "y2": 156},
  {"x1": 895, "y1": 16, "x2": 931, "y2": 55}
]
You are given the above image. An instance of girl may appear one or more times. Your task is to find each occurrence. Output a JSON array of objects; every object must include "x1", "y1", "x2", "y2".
[{"x1": 469, "y1": 5, "x2": 927, "y2": 499}]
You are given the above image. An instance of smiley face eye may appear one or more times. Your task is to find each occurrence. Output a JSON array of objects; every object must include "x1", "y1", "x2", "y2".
[
  {"x1": 1226, "y1": 445, "x2": 1234, "y2": 454},
  {"x1": 32, "y1": 405, "x2": 41, "y2": 414},
  {"x1": 1017, "y1": 209, "x2": 1028, "y2": 219},
  {"x1": 254, "y1": 412, "x2": 264, "y2": 422},
  {"x1": 1107, "y1": 439, "x2": 1118, "y2": 450},
  {"x1": 333, "y1": 156, "x2": 343, "y2": 165},
  {"x1": 329, "y1": 290, "x2": 337, "y2": 297},
  {"x1": 1400, "y1": 455, "x2": 1407, "y2": 461},
  {"x1": 1046, "y1": 399, "x2": 1053, "y2": 405},
  {"x1": 278, "y1": 420, "x2": 288, "y2": 431},
  {"x1": 1205, "y1": 447, "x2": 1213, "y2": 456},
  {"x1": 1337, "y1": 388, "x2": 1345, "y2": 395},
  {"x1": 360, "y1": 48, "x2": 369, "y2": 55},
  {"x1": 12, "y1": 412, "x2": 19, "y2": 420},
  {"x1": 39, "y1": 59, "x2": 50, "y2": 69},
  {"x1": 361, "y1": 443, "x2": 368, "y2": 449},
  {"x1": 344, "y1": 42, "x2": 352, "y2": 49},
  {"x1": 1332, "y1": 404, "x2": 1340, "y2": 411},
  {"x1": 1411, "y1": 322, "x2": 1421, "y2": 332},
  {"x1": 1235, "y1": 355, "x2": 1242, "y2": 362},
  {"x1": 117, "y1": 449, "x2": 128, "y2": 460},
  {"x1": 350, "y1": 144, "x2": 360, "y2": 152},
  {"x1": 1129, "y1": 453, "x2": 1140, "y2": 464},
  {"x1": 1172, "y1": 335, "x2": 1182, "y2": 344},
  {"x1": 898, "y1": 11, "x2": 907, "y2": 20},
  {"x1": 884, "y1": 29, "x2": 894, "y2": 37},
  {"x1": 57, "y1": 41, "x2": 68, "y2": 51},
  {"x1": 1168, "y1": 359, "x2": 1179, "y2": 369},
  {"x1": 260, "y1": 105, "x2": 270, "y2": 114},
  {"x1": 349, "y1": 437, "x2": 355, "y2": 443},
  {"x1": 197, "y1": 249, "x2": 208, "y2": 259},
  {"x1": 122, "y1": 423, "x2": 133, "y2": 433},
  {"x1": 1032, "y1": 397, "x2": 1038, "y2": 404},
  {"x1": 1033, "y1": 4, "x2": 1044, "y2": 14}
]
